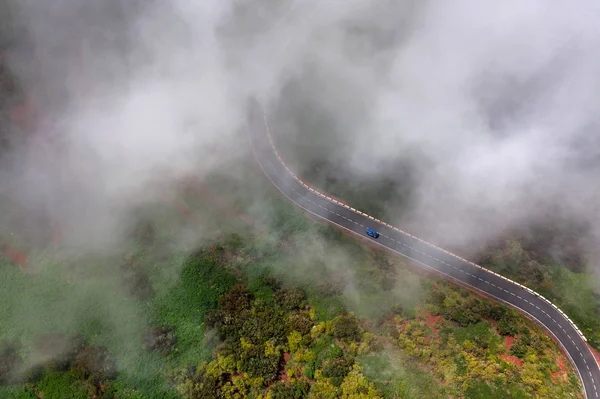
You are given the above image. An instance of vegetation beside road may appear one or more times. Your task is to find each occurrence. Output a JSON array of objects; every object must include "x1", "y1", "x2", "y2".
[
  {"x1": 0, "y1": 10, "x2": 591, "y2": 398},
  {"x1": 477, "y1": 239, "x2": 600, "y2": 351},
  {"x1": 0, "y1": 165, "x2": 584, "y2": 398},
  {"x1": 273, "y1": 123, "x2": 600, "y2": 354}
]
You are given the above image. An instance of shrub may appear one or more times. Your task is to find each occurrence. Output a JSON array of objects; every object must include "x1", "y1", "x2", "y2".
[
  {"x1": 316, "y1": 280, "x2": 344, "y2": 297},
  {"x1": 274, "y1": 287, "x2": 306, "y2": 310},
  {"x1": 219, "y1": 285, "x2": 254, "y2": 314},
  {"x1": 268, "y1": 380, "x2": 309, "y2": 399},
  {"x1": 286, "y1": 312, "x2": 314, "y2": 336},
  {"x1": 263, "y1": 276, "x2": 281, "y2": 291},
  {"x1": 72, "y1": 345, "x2": 117, "y2": 382},
  {"x1": 322, "y1": 356, "x2": 355, "y2": 387},
  {"x1": 330, "y1": 315, "x2": 362, "y2": 342},
  {"x1": 446, "y1": 308, "x2": 478, "y2": 327},
  {"x1": 497, "y1": 316, "x2": 519, "y2": 336},
  {"x1": 144, "y1": 326, "x2": 177, "y2": 356},
  {"x1": 510, "y1": 339, "x2": 528, "y2": 359},
  {"x1": 304, "y1": 362, "x2": 316, "y2": 379},
  {"x1": 239, "y1": 347, "x2": 280, "y2": 385}
]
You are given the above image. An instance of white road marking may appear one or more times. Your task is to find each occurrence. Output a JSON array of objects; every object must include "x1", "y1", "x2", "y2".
[{"x1": 261, "y1": 140, "x2": 599, "y2": 396}]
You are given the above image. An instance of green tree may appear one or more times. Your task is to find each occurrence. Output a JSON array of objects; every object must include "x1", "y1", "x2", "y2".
[
  {"x1": 144, "y1": 325, "x2": 177, "y2": 356},
  {"x1": 446, "y1": 307, "x2": 478, "y2": 327},
  {"x1": 330, "y1": 315, "x2": 362, "y2": 342},
  {"x1": 72, "y1": 345, "x2": 117, "y2": 383},
  {"x1": 497, "y1": 315, "x2": 518, "y2": 336},
  {"x1": 274, "y1": 287, "x2": 306, "y2": 310},
  {"x1": 339, "y1": 364, "x2": 383, "y2": 398},
  {"x1": 286, "y1": 312, "x2": 314, "y2": 337},
  {"x1": 510, "y1": 339, "x2": 528, "y2": 359},
  {"x1": 268, "y1": 380, "x2": 309, "y2": 399},
  {"x1": 238, "y1": 346, "x2": 280, "y2": 385},
  {"x1": 322, "y1": 356, "x2": 355, "y2": 387}
]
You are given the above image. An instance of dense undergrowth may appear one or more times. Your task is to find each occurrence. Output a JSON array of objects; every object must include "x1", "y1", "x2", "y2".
[{"x1": 0, "y1": 167, "x2": 584, "y2": 397}]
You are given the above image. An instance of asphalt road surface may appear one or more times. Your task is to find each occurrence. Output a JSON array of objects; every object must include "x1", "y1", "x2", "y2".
[{"x1": 246, "y1": 98, "x2": 600, "y2": 398}]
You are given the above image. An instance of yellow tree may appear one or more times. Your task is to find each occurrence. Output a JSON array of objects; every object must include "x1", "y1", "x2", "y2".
[{"x1": 340, "y1": 364, "x2": 384, "y2": 399}]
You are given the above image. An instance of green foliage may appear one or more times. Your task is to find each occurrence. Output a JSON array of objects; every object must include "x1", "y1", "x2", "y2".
[
  {"x1": 0, "y1": 385, "x2": 38, "y2": 399},
  {"x1": 455, "y1": 353, "x2": 468, "y2": 376},
  {"x1": 315, "y1": 279, "x2": 344, "y2": 297},
  {"x1": 330, "y1": 314, "x2": 362, "y2": 342},
  {"x1": 445, "y1": 306, "x2": 479, "y2": 327},
  {"x1": 239, "y1": 347, "x2": 280, "y2": 384},
  {"x1": 304, "y1": 362, "x2": 316, "y2": 380},
  {"x1": 497, "y1": 313, "x2": 519, "y2": 336},
  {"x1": 463, "y1": 380, "x2": 524, "y2": 399},
  {"x1": 322, "y1": 356, "x2": 355, "y2": 387},
  {"x1": 0, "y1": 166, "x2": 587, "y2": 399},
  {"x1": 286, "y1": 312, "x2": 314, "y2": 337},
  {"x1": 35, "y1": 371, "x2": 91, "y2": 399},
  {"x1": 174, "y1": 362, "x2": 233, "y2": 399},
  {"x1": 178, "y1": 249, "x2": 239, "y2": 318},
  {"x1": 519, "y1": 327, "x2": 532, "y2": 345},
  {"x1": 510, "y1": 338, "x2": 528, "y2": 359},
  {"x1": 269, "y1": 380, "x2": 310, "y2": 399},
  {"x1": 358, "y1": 352, "x2": 446, "y2": 399},
  {"x1": 72, "y1": 345, "x2": 117, "y2": 383},
  {"x1": 480, "y1": 303, "x2": 507, "y2": 321},
  {"x1": 274, "y1": 286, "x2": 306, "y2": 310},
  {"x1": 480, "y1": 239, "x2": 600, "y2": 351},
  {"x1": 154, "y1": 247, "x2": 238, "y2": 364},
  {"x1": 453, "y1": 321, "x2": 500, "y2": 351},
  {"x1": 143, "y1": 325, "x2": 177, "y2": 356}
]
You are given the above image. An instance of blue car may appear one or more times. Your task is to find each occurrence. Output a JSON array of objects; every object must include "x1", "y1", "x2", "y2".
[{"x1": 366, "y1": 228, "x2": 380, "y2": 239}]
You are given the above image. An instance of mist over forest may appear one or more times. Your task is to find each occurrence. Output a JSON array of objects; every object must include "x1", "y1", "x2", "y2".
[
  {"x1": 1, "y1": 1, "x2": 599, "y2": 278},
  {"x1": 1, "y1": 1, "x2": 600, "y2": 397}
]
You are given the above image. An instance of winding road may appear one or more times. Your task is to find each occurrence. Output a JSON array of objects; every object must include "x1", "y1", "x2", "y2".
[{"x1": 246, "y1": 98, "x2": 600, "y2": 398}]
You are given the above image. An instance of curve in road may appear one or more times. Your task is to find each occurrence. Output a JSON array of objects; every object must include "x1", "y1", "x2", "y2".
[{"x1": 246, "y1": 98, "x2": 600, "y2": 398}]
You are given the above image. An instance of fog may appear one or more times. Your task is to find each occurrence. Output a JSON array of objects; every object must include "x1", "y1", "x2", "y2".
[
  {"x1": 1, "y1": 0, "x2": 599, "y2": 277},
  {"x1": 262, "y1": 0, "x2": 600, "y2": 273},
  {"x1": 1, "y1": 0, "x2": 600, "y2": 375}
]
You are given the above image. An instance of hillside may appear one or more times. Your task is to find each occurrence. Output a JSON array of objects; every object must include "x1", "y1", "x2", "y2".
[{"x1": 0, "y1": 162, "x2": 584, "y2": 398}]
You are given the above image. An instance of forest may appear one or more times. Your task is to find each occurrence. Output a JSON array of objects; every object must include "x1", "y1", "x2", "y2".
[
  {"x1": 0, "y1": 191, "x2": 585, "y2": 398},
  {"x1": 0, "y1": 6, "x2": 594, "y2": 397}
]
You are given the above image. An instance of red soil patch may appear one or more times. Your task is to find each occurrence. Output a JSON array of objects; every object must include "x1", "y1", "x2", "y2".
[
  {"x1": 551, "y1": 356, "x2": 569, "y2": 382},
  {"x1": 279, "y1": 352, "x2": 291, "y2": 383},
  {"x1": 504, "y1": 335, "x2": 515, "y2": 350},
  {"x1": 424, "y1": 312, "x2": 442, "y2": 336},
  {"x1": 556, "y1": 356, "x2": 568, "y2": 373},
  {"x1": 264, "y1": 352, "x2": 292, "y2": 393},
  {"x1": 2, "y1": 243, "x2": 33, "y2": 274},
  {"x1": 500, "y1": 353, "x2": 523, "y2": 367}
]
